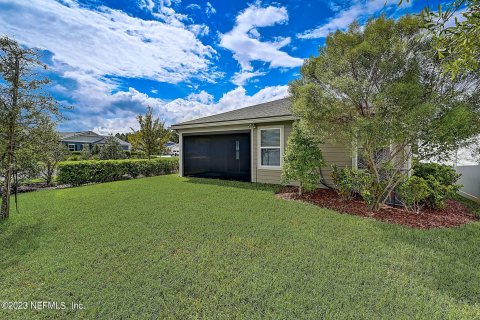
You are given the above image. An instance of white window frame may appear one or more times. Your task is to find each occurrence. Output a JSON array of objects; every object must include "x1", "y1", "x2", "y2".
[
  {"x1": 68, "y1": 144, "x2": 75, "y2": 152},
  {"x1": 257, "y1": 125, "x2": 284, "y2": 170}
]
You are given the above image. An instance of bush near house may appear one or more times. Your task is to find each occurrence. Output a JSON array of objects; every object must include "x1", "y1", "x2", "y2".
[
  {"x1": 411, "y1": 162, "x2": 462, "y2": 209},
  {"x1": 57, "y1": 158, "x2": 178, "y2": 186},
  {"x1": 331, "y1": 163, "x2": 462, "y2": 213}
]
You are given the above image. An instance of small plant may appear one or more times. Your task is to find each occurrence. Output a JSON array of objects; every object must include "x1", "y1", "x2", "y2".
[
  {"x1": 282, "y1": 123, "x2": 324, "y2": 195},
  {"x1": 398, "y1": 176, "x2": 431, "y2": 213},
  {"x1": 98, "y1": 136, "x2": 127, "y2": 160},
  {"x1": 80, "y1": 144, "x2": 91, "y2": 160}
]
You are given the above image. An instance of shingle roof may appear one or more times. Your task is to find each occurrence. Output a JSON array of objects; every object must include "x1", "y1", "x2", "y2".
[
  {"x1": 58, "y1": 131, "x2": 130, "y2": 146},
  {"x1": 171, "y1": 98, "x2": 293, "y2": 127}
]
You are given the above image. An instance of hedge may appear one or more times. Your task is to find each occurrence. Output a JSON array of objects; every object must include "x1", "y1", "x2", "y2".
[{"x1": 58, "y1": 158, "x2": 179, "y2": 186}]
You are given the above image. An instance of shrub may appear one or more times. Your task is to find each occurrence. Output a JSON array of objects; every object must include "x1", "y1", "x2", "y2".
[
  {"x1": 282, "y1": 123, "x2": 325, "y2": 195},
  {"x1": 331, "y1": 166, "x2": 373, "y2": 202},
  {"x1": 413, "y1": 163, "x2": 462, "y2": 209},
  {"x1": 98, "y1": 136, "x2": 127, "y2": 160},
  {"x1": 57, "y1": 158, "x2": 179, "y2": 186},
  {"x1": 398, "y1": 176, "x2": 431, "y2": 213},
  {"x1": 413, "y1": 162, "x2": 461, "y2": 187}
]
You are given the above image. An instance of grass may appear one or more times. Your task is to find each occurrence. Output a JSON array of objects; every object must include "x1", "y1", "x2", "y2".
[{"x1": 1, "y1": 175, "x2": 480, "y2": 319}]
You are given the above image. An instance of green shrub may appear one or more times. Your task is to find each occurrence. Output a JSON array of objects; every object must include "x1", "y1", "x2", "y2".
[
  {"x1": 398, "y1": 176, "x2": 431, "y2": 213},
  {"x1": 57, "y1": 158, "x2": 179, "y2": 186},
  {"x1": 331, "y1": 166, "x2": 374, "y2": 202},
  {"x1": 282, "y1": 123, "x2": 325, "y2": 195},
  {"x1": 413, "y1": 163, "x2": 462, "y2": 209},
  {"x1": 413, "y1": 162, "x2": 461, "y2": 187}
]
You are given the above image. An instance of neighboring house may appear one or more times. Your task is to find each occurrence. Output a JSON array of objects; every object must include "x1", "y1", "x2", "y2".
[
  {"x1": 58, "y1": 131, "x2": 131, "y2": 151},
  {"x1": 164, "y1": 141, "x2": 180, "y2": 156}
]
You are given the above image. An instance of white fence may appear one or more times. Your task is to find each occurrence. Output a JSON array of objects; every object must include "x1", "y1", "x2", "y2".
[{"x1": 456, "y1": 165, "x2": 480, "y2": 203}]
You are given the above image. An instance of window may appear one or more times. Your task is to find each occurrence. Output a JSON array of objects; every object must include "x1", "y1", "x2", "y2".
[
  {"x1": 356, "y1": 146, "x2": 390, "y2": 170},
  {"x1": 258, "y1": 127, "x2": 282, "y2": 168},
  {"x1": 68, "y1": 144, "x2": 75, "y2": 152}
]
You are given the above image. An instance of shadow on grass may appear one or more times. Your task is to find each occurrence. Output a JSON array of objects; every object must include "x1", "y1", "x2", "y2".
[
  {"x1": 0, "y1": 219, "x2": 44, "y2": 269},
  {"x1": 183, "y1": 177, "x2": 282, "y2": 192}
]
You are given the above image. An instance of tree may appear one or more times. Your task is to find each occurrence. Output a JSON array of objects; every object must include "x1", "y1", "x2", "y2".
[
  {"x1": 290, "y1": 16, "x2": 480, "y2": 210},
  {"x1": 282, "y1": 123, "x2": 325, "y2": 195},
  {"x1": 130, "y1": 106, "x2": 169, "y2": 159},
  {"x1": 80, "y1": 144, "x2": 91, "y2": 160},
  {"x1": 98, "y1": 136, "x2": 127, "y2": 160},
  {"x1": 0, "y1": 36, "x2": 61, "y2": 219},
  {"x1": 167, "y1": 130, "x2": 179, "y2": 143},
  {"x1": 30, "y1": 120, "x2": 69, "y2": 186},
  {"x1": 402, "y1": 0, "x2": 480, "y2": 77},
  {"x1": 115, "y1": 132, "x2": 132, "y2": 143}
]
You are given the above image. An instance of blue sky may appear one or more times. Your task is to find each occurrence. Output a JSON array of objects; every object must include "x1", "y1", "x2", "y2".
[{"x1": 0, "y1": 0, "x2": 440, "y2": 133}]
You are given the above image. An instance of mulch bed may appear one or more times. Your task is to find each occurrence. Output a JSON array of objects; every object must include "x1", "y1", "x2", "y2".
[{"x1": 276, "y1": 187, "x2": 478, "y2": 229}]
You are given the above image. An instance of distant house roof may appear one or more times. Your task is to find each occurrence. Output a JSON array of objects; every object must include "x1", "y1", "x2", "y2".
[
  {"x1": 58, "y1": 131, "x2": 130, "y2": 146},
  {"x1": 170, "y1": 98, "x2": 293, "y2": 129}
]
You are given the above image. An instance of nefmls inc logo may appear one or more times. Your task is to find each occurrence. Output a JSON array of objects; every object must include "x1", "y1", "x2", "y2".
[{"x1": 31, "y1": 301, "x2": 67, "y2": 310}]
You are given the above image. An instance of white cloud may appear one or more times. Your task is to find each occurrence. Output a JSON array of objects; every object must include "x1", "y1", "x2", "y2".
[
  {"x1": 0, "y1": 0, "x2": 217, "y2": 84},
  {"x1": 298, "y1": 0, "x2": 403, "y2": 39},
  {"x1": 189, "y1": 24, "x2": 210, "y2": 37},
  {"x1": 186, "y1": 3, "x2": 201, "y2": 11},
  {"x1": 219, "y1": 3, "x2": 303, "y2": 71},
  {"x1": 161, "y1": 85, "x2": 290, "y2": 125},
  {"x1": 206, "y1": 2, "x2": 216, "y2": 16},
  {"x1": 231, "y1": 70, "x2": 266, "y2": 86},
  {"x1": 186, "y1": 90, "x2": 214, "y2": 104},
  {"x1": 60, "y1": 78, "x2": 289, "y2": 133}
]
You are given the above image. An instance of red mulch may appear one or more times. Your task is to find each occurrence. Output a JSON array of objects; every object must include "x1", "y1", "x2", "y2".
[{"x1": 276, "y1": 187, "x2": 478, "y2": 229}]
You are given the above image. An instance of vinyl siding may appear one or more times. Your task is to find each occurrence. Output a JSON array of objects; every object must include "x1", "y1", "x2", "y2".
[
  {"x1": 178, "y1": 120, "x2": 354, "y2": 185},
  {"x1": 252, "y1": 121, "x2": 292, "y2": 184}
]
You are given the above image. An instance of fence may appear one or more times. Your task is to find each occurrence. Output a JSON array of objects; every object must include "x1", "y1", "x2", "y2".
[{"x1": 456, "y1": 165, "x2": 480, "y2": 203}]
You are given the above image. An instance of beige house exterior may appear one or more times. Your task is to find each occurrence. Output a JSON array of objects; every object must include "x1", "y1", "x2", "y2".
[{"x1": 170, "y1": 98, "x2": 355, "y2": 185}]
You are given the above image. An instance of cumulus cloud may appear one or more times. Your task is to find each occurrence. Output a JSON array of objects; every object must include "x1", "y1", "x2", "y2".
[
  {"x1": 0, "y1": 0, "x2": 217, "y2": 84},
  {"x1": 61, "y1": 79, "x2": 289, "y2": 133},
  {"x1": 219, "y1": 3, "x2": 303, "y2": 76},
  {"x1": 161, "y1": 85, "x2": 290, "y2": 126},
  {"x1": 231, "y1": 70, "x2": 266, "y2": 86},
  {"x1": 298, "y1": 0, "x2": 404, "y2": 39}
]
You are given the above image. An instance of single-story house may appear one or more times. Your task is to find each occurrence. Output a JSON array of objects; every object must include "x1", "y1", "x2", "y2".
[
  {"x1": 171, "y1": 98, "x2": 376, "y2": 185},
  {"x1": 58, "y1": 131, "x2": 131, "y2": 151},
  {"x1": 164, "y1": 141, "x2": 180, "y2": 156}
]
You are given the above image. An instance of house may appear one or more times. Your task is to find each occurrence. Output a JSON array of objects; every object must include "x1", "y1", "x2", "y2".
[
  {"x1": 171, "y1": 98, "x2": 364, "y2": 185},
  {"x1": 164, "y1": 141, "x2": 180, "y2": 156},
  {"x1": 58, "y1": 131, "x2": 131, "y2": 152}
]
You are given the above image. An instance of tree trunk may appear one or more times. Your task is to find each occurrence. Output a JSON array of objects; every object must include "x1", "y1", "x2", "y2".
[
  {"x1": 0, "y1": 57, "x2": 20, "y2": 220},
  {"x1": 46, "y1": 164, "x2": 53, "y2": 186},
  {"x1": 298, "y1": 183, "x2": 303, "y2": 196},
  {"x1": 0, "y1": 130, "x2": 14, "y2": 219}
]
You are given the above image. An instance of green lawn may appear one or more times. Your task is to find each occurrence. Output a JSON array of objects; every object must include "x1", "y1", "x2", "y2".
[{"x1": 1, "y1": 175, "x2": 480, "y2": 319}]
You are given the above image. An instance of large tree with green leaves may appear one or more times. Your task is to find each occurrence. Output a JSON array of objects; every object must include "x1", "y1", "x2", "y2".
[
  {"x1": 402, "y1": 0, "x2": 480, "y2": 76},
  {"x1": 290, "y1": 16, "x2": 480, "y2": 210},
  {"x1": 0, "y1": 36, "x2": 61, "y2": 219},
  {"x1": 129, "y1": 106, "x2": 169, "y2": 159}
]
